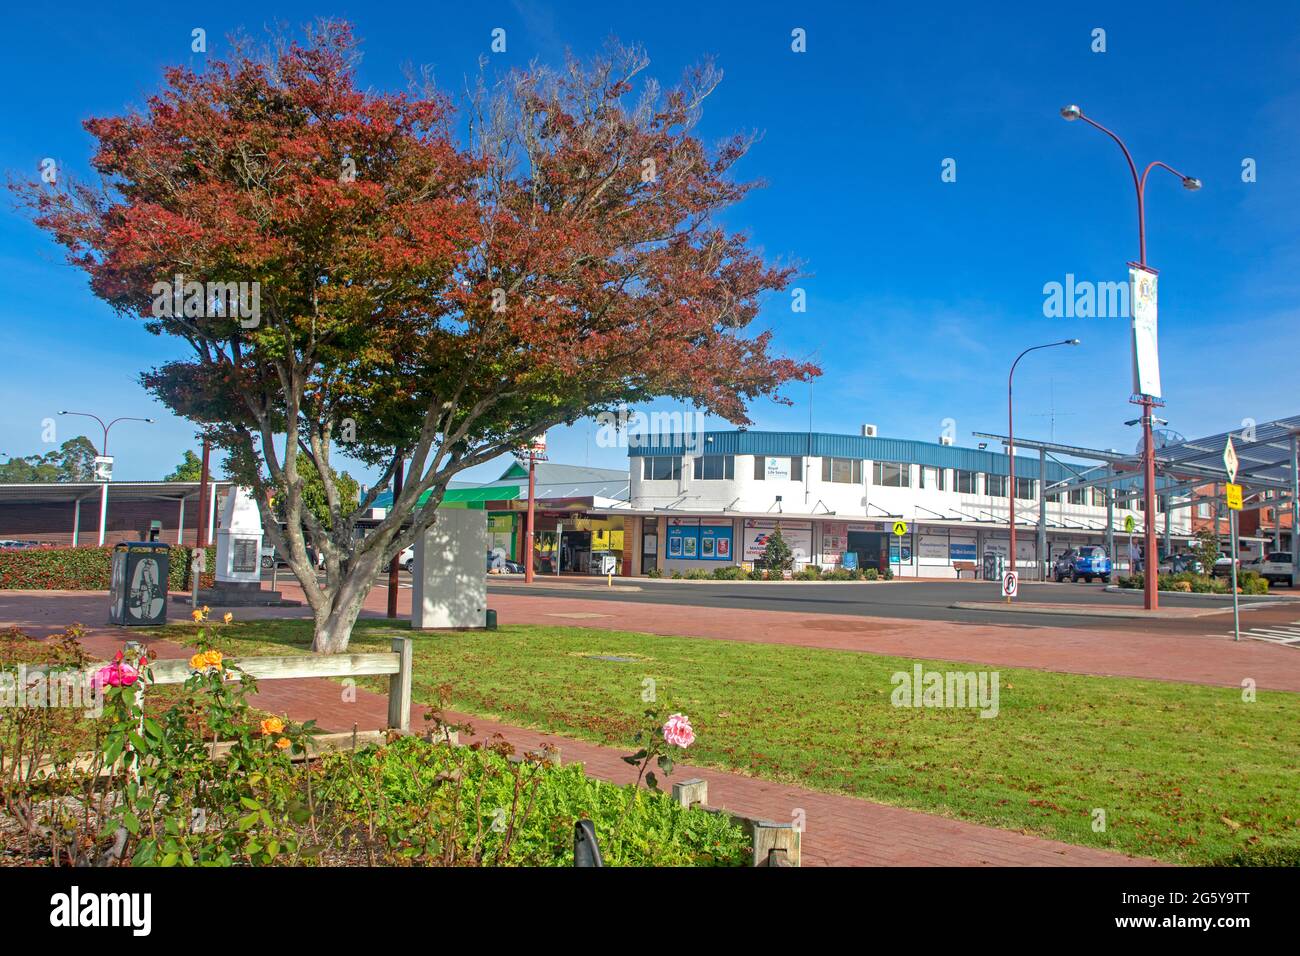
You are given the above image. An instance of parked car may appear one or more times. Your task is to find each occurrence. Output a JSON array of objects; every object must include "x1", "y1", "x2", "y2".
[
  {"x1": 400, "y1": 545, "x2": 414, "y2": 573},
  {"x1": 261, "y1": 544, "x2": 324, "y2": 569},
  {"x1": 1053, "y1": 546, "x2": 1112, "y2": 583},
  {"x1": 1211, "y1": 554, "x2": 1240, "y2": 578},
  {"x1": 1259, "y1": 552, "x2": 1295, "y2": 586}
]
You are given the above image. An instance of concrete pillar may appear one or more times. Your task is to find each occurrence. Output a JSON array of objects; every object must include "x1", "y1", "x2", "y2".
[
  {"x1": 1163, "y1": 494, "x2": 1171, "y2": 560},
  {"x1": 207, "y1": 481, "x2": 218, "y2": 544},
  {"x1": 96, "y1": 482, "x2": 108, "y2": 546},
  {"x1": 72, "y1": 497, "x2": 81, "y2": 547},
  {"x1": 177, "y1": 496, "x2": 186, "y2": 545}
]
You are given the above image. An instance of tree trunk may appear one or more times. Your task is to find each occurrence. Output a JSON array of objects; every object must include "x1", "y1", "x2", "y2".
[{"x1": 309, "y1": 547, "x2": 389, "y2": 653}]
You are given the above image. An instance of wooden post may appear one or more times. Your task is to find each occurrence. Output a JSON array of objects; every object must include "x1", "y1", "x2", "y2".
[
  {"x1": 752, "y1": 821, "x2": 801, "y2": 867},
  {"x1": 387, "y1": 454, "x2": 404, "y2": 619},
  {"x1": 671, "y1": 778, "x2": 708, "y2": 809},
  {"x1": 387, "y1": 637, "x2": 413, "y2": 732}
]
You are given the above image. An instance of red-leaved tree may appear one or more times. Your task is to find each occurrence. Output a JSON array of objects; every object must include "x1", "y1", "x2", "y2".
[{"x1": 15, "y1": 22, "x2": 815, "y2": 652}]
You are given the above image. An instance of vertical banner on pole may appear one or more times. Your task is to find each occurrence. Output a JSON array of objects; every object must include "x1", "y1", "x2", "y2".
[{"x1": 1129, "y1": 266, "x2": 1161, "y2": 398}]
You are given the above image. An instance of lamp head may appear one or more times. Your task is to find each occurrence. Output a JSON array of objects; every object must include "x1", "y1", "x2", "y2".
[
  {"x1": 1064, "y1": 338, "x2": 1081, "y2": 346},
  {"x1": 1182, "y1": 177, "x2": 1202, "y2": 191},
  {"x1": 1060, "y1": 104, "x2": 1083, "y2": 121}
]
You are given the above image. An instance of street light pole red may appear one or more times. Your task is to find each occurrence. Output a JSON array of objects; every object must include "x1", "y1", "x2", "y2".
[
  {"x1": 1008, "y1": 340, "x2": 1080, "y2": 597},
  {"x1": 1060, "y1": 105, "x2": 1201, "y2": 611},
  {"x1": 524, "y1": 451, "x2": 537, "y2": 584}
]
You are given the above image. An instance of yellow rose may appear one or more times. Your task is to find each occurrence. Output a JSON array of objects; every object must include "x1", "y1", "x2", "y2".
[
  {"x1": 188, "y1": 653, "x2": 208, "y2": 671},
  {"x1": 191, "y1": 610, "x2": 203, "y2": 623},
  {"x1": 203, "y1": 650, "x2": 223, "y2": 668},
  {"x1": 222, "y1": 612, "x2": 233, "y2": 625},
  {"x1": 260, "y1": 716, "x2": 285, "y2": 735},
  {"x1": 274, "y1": 737, "x2": 291, "y2": 750},
  {"x1": 201, "y1": 605, "x2": 210, "y2": 614}
]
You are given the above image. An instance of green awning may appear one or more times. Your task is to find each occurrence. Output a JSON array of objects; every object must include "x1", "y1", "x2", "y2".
[{"x1": 415, "y1": 485, "x2": 520, "y2": 509}]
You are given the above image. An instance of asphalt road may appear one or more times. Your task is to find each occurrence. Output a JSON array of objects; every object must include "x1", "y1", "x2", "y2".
[{"x1": 482, "y1": 577, "x2": 1297, "y2": 632}]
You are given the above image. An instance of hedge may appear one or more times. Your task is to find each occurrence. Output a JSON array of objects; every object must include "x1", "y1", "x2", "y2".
[{"x1": 0, "y1": 545, "x2": 216, "y2": 591}]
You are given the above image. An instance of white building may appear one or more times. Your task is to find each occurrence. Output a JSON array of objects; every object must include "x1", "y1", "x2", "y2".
[{"x1": 598, "y1": 428, "x2": 1191, "y2": 578}]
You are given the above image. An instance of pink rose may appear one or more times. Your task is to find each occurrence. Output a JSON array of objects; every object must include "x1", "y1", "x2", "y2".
[
  {"x1": 662, "y1": 713, "x2": 695, "y2": 749},
  {"x1": 92, "y1": 662, "x2": 140, "y2": 689}
]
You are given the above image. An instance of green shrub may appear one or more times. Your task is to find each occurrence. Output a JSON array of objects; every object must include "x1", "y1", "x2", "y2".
[
  {"x1": 710, "y1": 566, "x2": 747, "y2": 580},
  {"x1": 325, "y1": 735, "x2": 749, "y2": 867},
  {"x1": 794, "y1": 565, "x2": 822, "y2": 581},
  {"x1": 864, "y1": 567, "x2": 879, "y2": 581},
  {"x1": 646, "y1": 567, "x2": 663, "y2": 579},
  {"x1": 0, "y1": 545, "x2": 215, "y2": 591},
  {"x1": 684, "y1": 568, "x2": 711, "y2": 580},
  {"x1": 670, "y1": 570, "x2": 683, "y2": 579}
]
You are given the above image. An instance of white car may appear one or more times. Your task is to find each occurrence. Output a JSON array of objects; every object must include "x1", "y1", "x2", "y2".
[
  {"x1": 1259, "y1": 552, "x2": 1294, "y2": 587},
  {"x1": 399, "y1": 545, "x2": 414, "y2": 573}
]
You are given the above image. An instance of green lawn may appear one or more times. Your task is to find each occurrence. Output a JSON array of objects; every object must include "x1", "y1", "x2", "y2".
[{"x1": 156, "y1": 617, "x2": 1300, "y2": 866}]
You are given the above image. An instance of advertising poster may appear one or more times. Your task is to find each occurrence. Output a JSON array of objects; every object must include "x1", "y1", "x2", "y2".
[
  {"x1": 666, "y1": 526, "x2": 688, "y2": 557},
  {"x1": 1130, "y1": 266, "x2": 1161, "y2": 398},
  {"x1": 743, "y1": 519, "x2": 812, "y2": 563},
  {"x1": 698, "y1": 523, "x2": 734, "y2": 561}
]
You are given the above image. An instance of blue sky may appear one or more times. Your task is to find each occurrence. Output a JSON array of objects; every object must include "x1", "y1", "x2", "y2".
[{"x1": 2, "y1": 0, "x2": 1297, "y2": 485}]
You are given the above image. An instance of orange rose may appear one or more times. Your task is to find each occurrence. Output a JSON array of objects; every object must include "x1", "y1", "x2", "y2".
[
  {"x1": 203, "y1": 650, "x2": 223, "y2": 668},
  {"x1": 188, "y1": 653, "x2": 208, "y2": 670},
  {"x1": 222, "y1": 612, "x2": 233, "y2": 625},
  {"x1": 260, "y1": 716, "x2": 285, "y2": 735},
  {"x1": 190, "y1": 610, "x2": 203, "y2": 623},
  {"x1": 274, "y1": 737, "x2": 291, "y2": 750}
]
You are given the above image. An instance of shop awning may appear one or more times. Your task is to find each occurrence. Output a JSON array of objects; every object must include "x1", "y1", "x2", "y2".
[{"x1": 421, "y1": 485, "x2": 520, "y2": 508}]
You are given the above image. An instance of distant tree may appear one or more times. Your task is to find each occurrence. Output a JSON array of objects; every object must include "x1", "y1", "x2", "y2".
[
  {"x1": 0, "y1": 437, "x2": 97, "y2": 482},
  {"x1": 273, "y1": 452, "x2": 360, "y2": 531},
  {"x1": 1194, "y1": 527, "x2": 1220, "y2": 577},
  {"x1": 164, "y1": 450, "x2": 203, "y2": 482},
  {"x1": 759, "y1": 526, "x2": 794, "y2": 571}
]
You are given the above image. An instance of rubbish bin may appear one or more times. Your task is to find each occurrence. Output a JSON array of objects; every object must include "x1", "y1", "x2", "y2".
[
  {"x1": 981, "y1": 552, "x2": 1005, "y2": 582},
  {"x1": 109, "y1": 541, "x2": 170, "y2": 626}
]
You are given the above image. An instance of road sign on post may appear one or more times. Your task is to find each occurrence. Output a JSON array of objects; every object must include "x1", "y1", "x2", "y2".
[
  {"x1": 892, "y1": 521, "x2": 908, "y2": 536},
  {"x1": 1223, "y1": 437, "x2": 1239, "y2": 484},
  {"x1": 1001, "y1": 570, "x2": 1019, "y2": 599},
  {"x1": 1225, "y1": 483, "x2": 1243, "y2": 511}
]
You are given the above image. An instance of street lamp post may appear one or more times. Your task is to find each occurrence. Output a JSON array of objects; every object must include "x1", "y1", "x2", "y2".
[
  {"x1": 1008, "y1": 340, "x2": 1080, "y2": 595},
  {"x1": 1060, "y1": 105, "x2": 1200, "y2": 611},
  {"x1": 58, "y1": 411, "x2": 155, "y2": 546}
]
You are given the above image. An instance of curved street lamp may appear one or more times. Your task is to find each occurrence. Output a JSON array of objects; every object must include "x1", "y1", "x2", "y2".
[
  {"x1": 1008, "y1": 339, "x2": 1080, "y2": 596},
  {"x1": 58, "y1": 411, "x2": 155, "y2": 545},
  {"x1": 1060, "y1": 105, "x2": 1200, "y2": 610}
]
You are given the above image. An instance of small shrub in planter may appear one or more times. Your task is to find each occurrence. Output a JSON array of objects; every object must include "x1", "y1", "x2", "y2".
[
  {"x1": 863, "y1": 568, "x2": 879, "y2": 581},
  {"x1": 646, "y1": 568, "x2": 663, "y2": 579},
  {"x1": 684, "y1": 568, "x2": 711, "y2": 580},
  {"x1": 711, "y1": 566, "x2": 747, "y2": 581},
  {"x1": 794, "y1": 566, "x2": 822, "y2": 581}
]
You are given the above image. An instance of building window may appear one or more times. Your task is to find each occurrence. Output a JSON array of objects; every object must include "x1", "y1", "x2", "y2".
[
  {"x1": 873, "y1": 461, "x2": 911, "y2": 488},
  {"x1": 955, "y1": 469, "x2": 977, "y2": 494},
  {"x1": 695, "y1": 455, "x2": 734, "y2": 481},
  {"x1": 920, "y1": 466, "x2": 946, "y2": 490},
  {"x1": 986, "y1": 474, "x2": 1008, "y2": 498},
  {"x1": 1068, "y1": 488, "x2": 1086, "y2": 505},
  {"x1": 1046, "y1": 491, "x2": 1062, "y2": 503},
  {"x1": 1091, "y1": 488, "x2": 1107, "y2": 507},
  {"x1": 1014, "y1": 477, "x2": 1035, "y2": 500},
  {"x1": 754, "y1": 456, "x2": 803, "y2": 481},
  {"x1": 641, "y1": 456, "x2": 682, "y2": 481},
  {"x1": 821, "y1": 457, "x2": 863, "y2": 484}
]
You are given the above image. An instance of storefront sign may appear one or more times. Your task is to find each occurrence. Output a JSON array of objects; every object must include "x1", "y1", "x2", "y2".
[
  {"x1": 764, "y1": 457, "x2": 791, "y2": 481},
  {"x1": 667, "y1": 519, "x2": 732, "y2": 561},
  {"x1": 918, "y1": 533, "x2": 949, "y2": 562}
]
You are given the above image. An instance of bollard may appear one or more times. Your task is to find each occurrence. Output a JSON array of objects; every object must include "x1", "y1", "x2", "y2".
[
  {"x1": 671, "y1": 778, "x2": 708, "y2": 809},
  {"x1": 752, "y1": 821, "x2": 801, "y2": 867},
  {"x1": 574, "y1": 819, "x2": 604, "y2": 867}
]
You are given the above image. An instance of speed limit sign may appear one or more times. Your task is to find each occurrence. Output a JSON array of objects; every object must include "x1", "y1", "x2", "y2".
[{"x1": 1001, "y1": 570, "x2": 1019, "y2": 599}]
